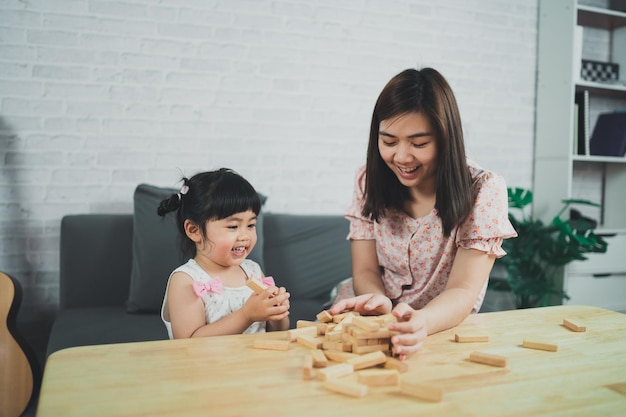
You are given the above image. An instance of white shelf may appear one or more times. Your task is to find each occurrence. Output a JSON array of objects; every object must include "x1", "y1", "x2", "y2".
[
  {"x1": 572, "y1": 154, "x2": 626, "y2": 163},
  {"x1": 577, "y1": 5, "x2": 626, "y2": 30}
]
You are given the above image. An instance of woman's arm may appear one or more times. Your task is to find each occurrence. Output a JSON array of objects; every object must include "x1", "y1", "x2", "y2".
[
  {"x1": 351, "y1": 239, "x2": 385, "y2": 295},
  {"x1": 388, "y1": 247, "x2": 496, "y2": 358},
  {"x1": 329, "y1": 239, "x2": 393, "y2": 315}
]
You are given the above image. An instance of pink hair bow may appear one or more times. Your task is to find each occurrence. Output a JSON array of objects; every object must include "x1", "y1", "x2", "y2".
[
  {"x1": 193, "y1": 278, "x2": 223, "y2": 297},
  {"x1": 261, "y1": 276, "x2": 275, "y2": 287}
]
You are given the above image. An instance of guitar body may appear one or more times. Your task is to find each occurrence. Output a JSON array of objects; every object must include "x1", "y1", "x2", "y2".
[{"x1": 0, "y1": 272, "x2": 35, "y2": 417}]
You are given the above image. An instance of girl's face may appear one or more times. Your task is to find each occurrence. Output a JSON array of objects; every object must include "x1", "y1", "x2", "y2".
[
  {"x1": 196, "y1": 210, "x2": 258, "y2": 268},
  {"x1": 378, "y1": 111, "x2": 438, "y2": 192}
]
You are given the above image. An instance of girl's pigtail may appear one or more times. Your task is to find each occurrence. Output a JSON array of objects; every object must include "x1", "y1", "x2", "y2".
[{"x1": 157, "y1": 177, "x2": 189, "y2": 216}]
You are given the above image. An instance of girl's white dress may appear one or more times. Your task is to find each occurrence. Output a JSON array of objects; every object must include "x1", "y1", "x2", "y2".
[{"x1": 161, "y1": 258, "x2": 266, "y2": 339}]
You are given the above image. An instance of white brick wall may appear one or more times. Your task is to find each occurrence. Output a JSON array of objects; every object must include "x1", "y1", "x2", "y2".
[{"x1": 0, "y1": 0, "x2": 538, "y2": 361}]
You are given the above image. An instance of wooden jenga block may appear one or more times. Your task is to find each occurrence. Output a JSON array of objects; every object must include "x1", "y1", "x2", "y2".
[
  {"x1": 563, "y1": 318, "x2": 586, "y2": 332},
  {"x1": 454, "y1": 334, "x2": 489, "y2": 343},
  {"x1": 352, "y1": 343, "x2": 390, "y2": 355},
  {"x1": 316, "y1": 363, "x2": 354, "y2": 381},
  {"x1": 323, "y1": 349, "x2": 359, "y2": 363},
  {"x1": 522, "y1": 339, "x2": 558, "y2": 352},
  {"x1": 310, "y1": 349, "x2": 328, "y2": 368},
  {"x1": 400, "y1": 380, "x2": 444, "y2": 402},
  {"x1": 253, "y1": 338, "x2": 290, "y2": 351},
  {"x1": 352, "y1": 315, "x2": 381, "y2": 332},
  {"x1": 331, "y1": 311, "x2": 359, "y2": 323},
  {"x1": 287, "y1": 326, "x2": 318, "y2": 342},
  {"x1": 323, "y1": 378, "x2": 368, "y2": 398},
  {"x1": 324, "y1": 331, "x2": 343, "y2": 342},
  {"x1": 346, "y1": 350, "x2": 387, "y2": 370},
  {"x1": 352, "y1": 328, "x2": 392, "y2": 340},
  {"x1": 302, "y1": 354, "x2": 315, "y2": 380},
  {"x1": 357, "y1": 369, "x2": 400, "y2": 386},
  {"x1": 332, "y1": 313, "x2": 356, "y2": 332},
  {"x1": 469, "y1": 351, "x2": 507, "y2": 367},
  {"x1": 296, "y1": 335, "x2": 323, "y2": 350},
  {"x1": 296, "y1": 320, "x2": 317, "y2": 328},
  {"x1": 384, "y1": 356, "x2": 409, "y2": 373},
  {"x1": 322, "y1": 341, "x2": 352, "y2": 352},
  {"x1": 246, "y1": 277, "x2": 268, "y2": 294},
  {"x1": 316, "y1": 310, "x2": 333, "y2": 323}
]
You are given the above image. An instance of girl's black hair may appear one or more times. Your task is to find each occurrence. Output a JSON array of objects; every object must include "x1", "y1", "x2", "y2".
[
  {"x1": 157, "y1": 168, "x2": 261, "y2": 259},
  {"x1": 362, "y1": 67, "x2": 473, "y2": 237}
]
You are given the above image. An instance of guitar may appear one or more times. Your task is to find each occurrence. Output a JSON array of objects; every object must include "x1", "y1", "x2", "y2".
[{"x1": 0, "y1": 271, "x2": 36, "y2": 417}]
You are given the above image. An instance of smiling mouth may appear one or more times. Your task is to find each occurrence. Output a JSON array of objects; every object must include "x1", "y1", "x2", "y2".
[
  {"x1": 398, "y1": 166, "x2": 418, "y2": 174},
  {"x1": 232, "y1": 246, "x2": 247, "y2": 255}
]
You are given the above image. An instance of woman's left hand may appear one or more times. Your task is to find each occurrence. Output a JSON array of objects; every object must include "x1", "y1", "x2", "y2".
[{"x1": 387, "y1": 302, "x2": 428, "y2": 360}]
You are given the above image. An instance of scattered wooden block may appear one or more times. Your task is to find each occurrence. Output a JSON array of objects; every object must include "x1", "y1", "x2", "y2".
[
  {"x1": 310, "y1": 349, "x2": 328, "y2": 368},
  {"x1": 323, "y1": 378, "x2": 368, "y2": 398},
  {"x1": 316, "y1": 363, "x2": 354, "y2": 381},
  {"x1": 352, "y1": 315, "x2": 381, "y2": 332},
  {"x1": 469, "y1": 351, "x2": 507, "y2": 367},
  {"x1": 454, "y1": 333, "x2": 489, "y2": 343},
  {"x1": 522, "y1": 340, "x2": 558, "y2": 352},
  {"x1": 323, "y1": 349, "x2": 359, "y2": 363},
  {"x1": 296, "y1": 320, "x2": 317, "y2": 328},
  {"x1": 253, "y1": 338, "x2": 290, "y2": 351},
  {"x1": 302, "y1": 354, "x2": 315, "y2": 380},
  {"x1": 346, "y1": 350, "x2": 387, "y2": 370},
  {"x1": 400, "y1": 380, "x2": 444, "y2": 402},
  {"x1": 357, "y1": 369, "x2": 400, "y2": 386},
  {"x1": 246, "y1": 278, "x2": 268, "y2": 294},
  {"x1": 563, "y1": 318, "x2": 586, "y2": 332},
  {"x1": 296, "y1": 335, "x2": 323, "y2": 350},
  {"x1": 352, "y1": 343, "x2": 390, "y2": 355},
  {"x1": 332, "y1": 311, "x2": 359, "y2": 323},
  {"x1": 316, "y1": 310, "x2": 333, "y2": 323},
  {"x1": 287, "y1": 326, "x2": 318, "y2": 342},
  {"x1": 384, "y1": 356, "x2": 408, "y2": 373}
]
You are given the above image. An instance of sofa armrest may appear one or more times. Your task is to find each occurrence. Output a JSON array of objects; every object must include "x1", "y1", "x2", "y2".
[{"x1": 60, "y1": 214, "x2": 133, "y2": 310}]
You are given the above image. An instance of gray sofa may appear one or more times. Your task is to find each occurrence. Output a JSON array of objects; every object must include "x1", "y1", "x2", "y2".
[{"x1": 45, "y1": 210, "x2": 351, "y2": 359}]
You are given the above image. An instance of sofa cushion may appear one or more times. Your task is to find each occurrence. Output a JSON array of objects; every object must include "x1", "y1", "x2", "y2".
[
  {"x1": 262, "y1": 213, "x2": 352, "y2": 323},
  {"x1": 126, "y1": 183, "x2": 266, "y2": 313},
  {"x1": 46, "y1": 307, "x2": 168, "y2": 357}
]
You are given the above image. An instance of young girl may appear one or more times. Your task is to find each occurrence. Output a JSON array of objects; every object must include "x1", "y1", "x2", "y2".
[{"x1": 158, "y1": 168, "x2": 290, "y2": 339}]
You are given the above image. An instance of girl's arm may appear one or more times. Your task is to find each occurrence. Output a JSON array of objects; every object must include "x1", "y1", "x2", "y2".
[
  {"x1": 167, "y1": 272, "x2": 253, "y2": 338},
  {"x1": 167, "y1": 273, "x2": 290, "y2": 338},
  {"x1": 388, "y1": 247, "x2": 496, "y2": 359}
]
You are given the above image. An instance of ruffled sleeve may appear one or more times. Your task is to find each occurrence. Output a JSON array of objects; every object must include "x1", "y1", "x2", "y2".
[
  {"x1": 344, "y1": 166, "x2": 375, "y2": 240},
  {"x1": 456, "y1": 168, "x2": 517, "y2": 257}
]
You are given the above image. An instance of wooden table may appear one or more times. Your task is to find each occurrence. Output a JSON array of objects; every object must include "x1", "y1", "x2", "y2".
[{"x1": 36, "y1": 305, "x2": 626, "y2": 417}]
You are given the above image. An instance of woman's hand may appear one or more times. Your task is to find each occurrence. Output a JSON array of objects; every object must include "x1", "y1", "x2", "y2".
[
  {"x1": 328, "y1": 293, "x2": 392, "y2": 316},
  {"x1": 387, "y1": 302, "x2": 428, "y2": 360}
]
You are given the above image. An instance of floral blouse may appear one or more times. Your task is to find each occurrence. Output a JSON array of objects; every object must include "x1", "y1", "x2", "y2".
[{"x1": 342, "y1": 160, "x2": 517, "y2": 313}]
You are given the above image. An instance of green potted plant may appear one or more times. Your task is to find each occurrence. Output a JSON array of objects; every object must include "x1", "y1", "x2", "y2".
[{"x1": 491, "y1": 187, "x2": 608, "y2": 309}]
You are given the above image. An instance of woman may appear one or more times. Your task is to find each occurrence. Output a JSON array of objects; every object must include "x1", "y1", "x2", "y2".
[{"x1": 329, "y1": 68, "x2": 517, "y2": 359}]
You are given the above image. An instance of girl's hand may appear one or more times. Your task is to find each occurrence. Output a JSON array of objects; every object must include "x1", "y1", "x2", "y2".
[
  {"x1": 328, "y1": 293, "x2": 392, "y2": 316},
  {"x1": 387, "y1": 302, "x2": 427, "y2": 360},
  {"x1": 242, "y1": 286, "x2": 290, "y2": 323}
]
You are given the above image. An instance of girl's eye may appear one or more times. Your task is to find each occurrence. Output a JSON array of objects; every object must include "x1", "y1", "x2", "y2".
[
  {"x1": 248, "y1": 224, "x2": 256, "y2": 229},
  {"x1": 227, "y1": 225, "x2": 238, "y2": 230},
  {"x1": 412, "y1": 142, "x2": 427, "y2": 148},
  {"x1": 380, "y1": 139, "x2": 396, "y2": 147}
]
